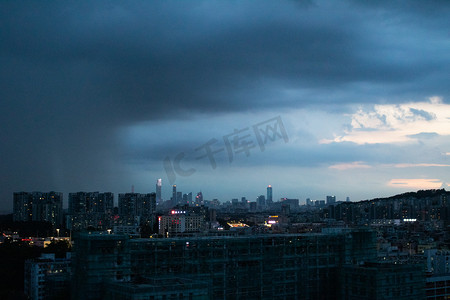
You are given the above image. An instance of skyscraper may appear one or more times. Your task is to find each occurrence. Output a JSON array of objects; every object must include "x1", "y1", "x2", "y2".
[
  {"x1": 257, "y1": 195, "x2": 266, "y2": 210},
  {"x1": 267, "y1": 185, "x2": 273, "y2": 205},
  {"x1": 326, "y1": 195, "x2": 336, "y2": 205},
  {"x1": 172, "y1": 185, "x2": 177, "y2": 206},
  {"x1": 176, "y1": 192, "x2": 182, "y2": 205},
  {"x1": 241, "y1": 197, "x2": 248, "y2": 209},
  {"x1": 195, "y1": 192, "x2": 203, "y2": 206},
  {"x1": 156, "y1": 179, "x2": 162, "y2": 205}
]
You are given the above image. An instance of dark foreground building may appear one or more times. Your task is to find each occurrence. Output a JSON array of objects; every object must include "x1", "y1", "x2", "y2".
[
  {"x1": 72, "y1": 228, "x2": 380, "y2": 299},
  {"x1": 342, "y1": 262, "x2": 425, "y2": 299},
  {"x1": 24, "y1": 253, "x2": 71, "y2": 300}
]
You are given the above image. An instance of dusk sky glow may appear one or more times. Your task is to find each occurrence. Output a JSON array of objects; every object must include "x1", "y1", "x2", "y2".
[{"x1": 1, "y1": 1, "x2": 449, "y2": 212}]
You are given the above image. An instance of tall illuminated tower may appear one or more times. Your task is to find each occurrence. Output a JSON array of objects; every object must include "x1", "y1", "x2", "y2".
[
  {"x1": 156, "y1": 179, "x2": 162, "y2": 204},
  {"x1": 267, "y1": 185, "x2": 273, "y2": 205}
]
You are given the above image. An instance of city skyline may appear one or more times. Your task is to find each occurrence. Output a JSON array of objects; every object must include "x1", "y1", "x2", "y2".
[
  {"x1": 9, "y1": 182, "x2": 433, "y2": 211},
  {"x1": 9, "y1": 183, "x2": 348, "y2": 210},
  {"x1": 1, "y1": 1, "x2": 449, "y2": 213}
]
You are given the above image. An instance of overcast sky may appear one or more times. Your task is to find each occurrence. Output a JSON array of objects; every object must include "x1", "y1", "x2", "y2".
[{"x1": 1, "y1": 0, "x2": 449, "y2": 212}]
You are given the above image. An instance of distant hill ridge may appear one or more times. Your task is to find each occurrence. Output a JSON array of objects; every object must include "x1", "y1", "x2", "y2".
[{"x1": 357, "y1": 189, "x2": 449, "y2": 204}]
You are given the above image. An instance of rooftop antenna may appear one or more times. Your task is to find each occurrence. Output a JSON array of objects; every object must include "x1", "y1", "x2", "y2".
[{"x1": 131, "y1": 185, "x2": 135, "y2": 193}]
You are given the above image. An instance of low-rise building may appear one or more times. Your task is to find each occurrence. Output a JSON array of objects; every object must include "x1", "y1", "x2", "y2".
[{"x1": 158, "y1": 210, "x2": 205, "y2": 236}]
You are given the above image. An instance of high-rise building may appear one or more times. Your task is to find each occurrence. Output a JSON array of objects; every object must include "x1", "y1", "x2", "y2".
[
  {"x1": 13, "y1": 192, "x2": 33, "y2": 222},
  {"x1": 118, "y1": 193, "x2": 156, "y2": 226},
  {"x1": 13, "y1": 191, "x2": 63, "y2": 228},
  {"x1": 326, "y1": 195, "x2": 336, "y2": 205},
  {"x1": 239, "y1": 197, "x2": 248, "y2": 209},
  {"x1": 68, "y1": 192, "x2": 114, "y2": 215},
  {"x1": 267, "y1": 185, "x2": 273, "y2": 205},
  {"x1": 182, "y1": 193, "x2": 193, "y2": 205},
  {"x1": 172, "y1": 185, "x2": 177, "y2": 206},
  {"x1": 34, "y1": 191, "x2": 63, "y2": 228},
  {"x1": 280, "y1": 198, "x2": 300, "y2": 211},
  {"x1": 156, "y1": 179, "x2": 162, "y2": 205},
  {"x1": 257, "y1": 195, "x2": 266, "y2": 210},
  {"x1": 67, "y1": 192, "x2": 114, "y2": 231},
  {"x1": 195, "y1": 192, "x2": 203, "y2": 206},
  {"x1": 176, "y1": 192, "x2": 182, "y2": 205}
]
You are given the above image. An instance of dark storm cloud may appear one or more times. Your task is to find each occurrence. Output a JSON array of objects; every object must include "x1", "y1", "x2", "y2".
[
  {"x1": 2, "y1": 0, "x2": 448, "y2": 122},
  {"x1": 0, "y1": 0, "x2": 449, "y2": 210}
]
